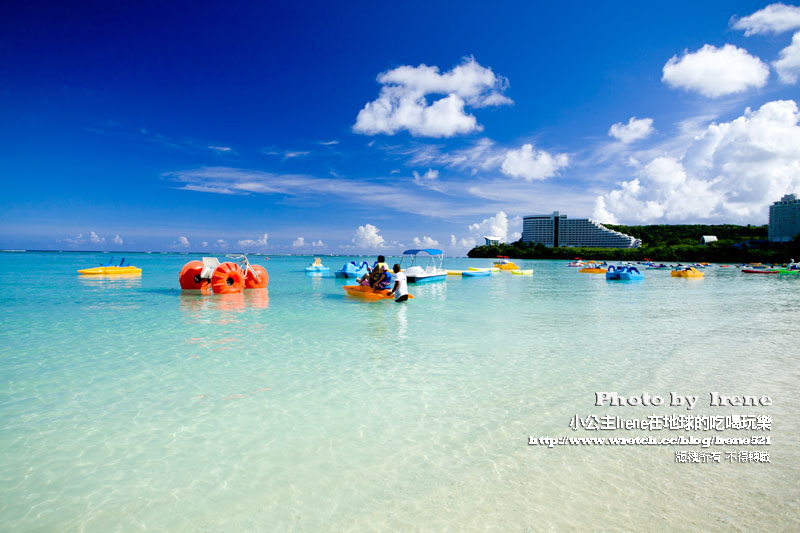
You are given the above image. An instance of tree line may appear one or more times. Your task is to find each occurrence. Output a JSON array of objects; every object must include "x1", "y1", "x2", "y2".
[{"x1": 467, "y1": 224, "x2": 799, "y2": 264}]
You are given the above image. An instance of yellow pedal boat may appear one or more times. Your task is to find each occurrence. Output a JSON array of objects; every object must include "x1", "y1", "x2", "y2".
[
  {"x1": 78, "y1": 266, "x2": 142, "y2": 275},
  {"x1": 671, "y1": 267, "x2": 704, "y2": 278}
]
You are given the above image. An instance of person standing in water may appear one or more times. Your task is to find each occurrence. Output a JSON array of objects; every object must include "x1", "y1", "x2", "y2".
[{"x1": 388, "y1": 264, "x2": 408, "y2": 302}]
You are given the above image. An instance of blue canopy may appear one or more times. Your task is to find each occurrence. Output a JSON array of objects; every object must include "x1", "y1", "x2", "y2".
[{"x1": 402, "y1": 249, "x2": 443, "y2": 256}]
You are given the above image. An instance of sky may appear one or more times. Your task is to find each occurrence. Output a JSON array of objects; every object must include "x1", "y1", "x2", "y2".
[{"x1": 1, "y1": 1, "x2": 800, "y2": 254}]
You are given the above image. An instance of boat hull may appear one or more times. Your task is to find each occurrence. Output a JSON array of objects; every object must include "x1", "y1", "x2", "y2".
[
  {"x1": 462, "y1": 270, "x2": 490, "y2": 277},
  {"x1": 407, "y1": 274, "x2": 447, "y2": 284},
  {"x1": 742, "y1": 269, "x2": 779, "y2": 274},
  {"x1": 78, "y1": 266, "x2": 142, "y2": 275}
]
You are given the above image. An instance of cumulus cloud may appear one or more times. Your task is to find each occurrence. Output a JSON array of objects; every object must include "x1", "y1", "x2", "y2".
[
  {"x1": 112, "y1": 234, "x2": 123, "y2": 245},
  {"x1": 466, "y1": 211, "x2": 522, "y2": 242},
  {"x1": 65, "y1": 233, "x2": 84, "y2": 244},
  {"x1": 501, "y1": 144, "x2": 569, "y2": 181},
  {"x1": 201, "y1": 241, "x2": 208, "y2": 248},
  {"x1": 89, "y1": 231, "x2": 105, "y2": 244},
  {"x1": 353, "y1": 57, "x2": 512, "y2": 137},
  {"x1": 177, "y1": 236, "x2": 190, "y2": 248},
  {"x1": 450, "y1": 234, "x2": 477, "y2": 251},
  {"x1": 351, "y1": 224, "x2": 386, "y2": 250},
  {"x1": 412, "y1": 236, "x2": 440, "y2": 248},
  {"x1": 662, "y1": 44, "x2": 769, "y2": 98},
  {"x1": 292, "y1": 237, "x2": 306, "y2": 248},
  {"x1": 312, "y1": 239, "x2": 324, "y2": 247},
  {"x1": 774, "y1": 32, "x2": 800, "y2": 83},
  {"x1": 608, "y1": 117, "x2": 655, "y2": 143},
  {"x1": 238, "y1": 233, "x2": 268, "y2": 248},
  {"x1": 594, "y1": 100, "x2": 800, "y2": 224},
  {"x1": 732, "y1": 3, "x2": 800, "y2": 36},
  {"x1": 216, "y1": 239, "x2": 228, "y2": 248}
]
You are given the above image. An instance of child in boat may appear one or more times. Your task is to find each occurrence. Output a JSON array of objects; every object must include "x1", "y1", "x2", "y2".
[{"x1": 371, "y1": 255, "x2": 392, "y2": 290}]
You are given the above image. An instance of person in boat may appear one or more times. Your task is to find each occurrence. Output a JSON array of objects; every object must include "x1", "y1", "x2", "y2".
[
  {"x1": 371, "y1": 255, "x2": 392, "y2": 290},
  {"x1": 313, "y1": 257, "x2": 322, "y2": 266},
  {"x1": 388, "y1": 264, "x2": 408, "y2": 302}
]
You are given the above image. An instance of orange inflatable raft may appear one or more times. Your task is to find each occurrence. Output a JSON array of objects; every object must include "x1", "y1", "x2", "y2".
[
  {"x1": 179, "y1": 256, "x2": 268, "y2": 294},
  {"x1": 343, "y1": 285, "x2": 414, "y2": 301}
]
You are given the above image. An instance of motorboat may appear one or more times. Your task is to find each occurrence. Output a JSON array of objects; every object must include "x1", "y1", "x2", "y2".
[
  {"x1": 399, "y1": 249, "x2": 447, "y2": 284},
  {"x1": 493, "y1": 257, "x2": 519, "y2": 270},
  {"x1": 671, "y1": 267, "x2": 704, "y2": 278},
  {"x1": 343, "y1": 285, "x2": 413, "y2": 301},
  {"x1": 78, "y1": 257, "x2": 141, "y2": 275},
  {"x1": 606, "y1": 265, "x2": 643, "y2": 280},
  {"x1": 335, "y1": 261, "x2": 369, "y2": 278}
]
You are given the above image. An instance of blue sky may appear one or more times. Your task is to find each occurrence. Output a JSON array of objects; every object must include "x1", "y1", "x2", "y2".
[{"x1": 2, "y1": 1, "x2": 800, "y2": 253}]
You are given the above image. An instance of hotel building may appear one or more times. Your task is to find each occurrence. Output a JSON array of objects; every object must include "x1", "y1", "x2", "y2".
[
  {"x1": 768, "y1": 194, "x2": 800, "y2": 242},
  {"x1": 522, "y1": 212, "x2": 641, "y2": 248}
]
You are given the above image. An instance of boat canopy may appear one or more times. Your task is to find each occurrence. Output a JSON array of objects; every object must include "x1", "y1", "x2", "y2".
[{"x1": 402, "y1": 249, "x2": 443, "y2": 256}]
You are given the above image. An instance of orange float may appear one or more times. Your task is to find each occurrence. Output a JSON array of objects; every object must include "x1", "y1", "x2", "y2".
[
  {"x1": 211, "y1": 262, "x2": 245, "y2": 294},
  {"x1": 245, "y1": 264, "x2": 269, "y2": 289},
  {"x1": 179, "y1": 260, "x2": 209, "y2": 290}
]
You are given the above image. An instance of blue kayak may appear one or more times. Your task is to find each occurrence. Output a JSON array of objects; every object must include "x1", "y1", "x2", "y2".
[{"x1": 462, "y1": 270, "x2": 491, "y2": 277}]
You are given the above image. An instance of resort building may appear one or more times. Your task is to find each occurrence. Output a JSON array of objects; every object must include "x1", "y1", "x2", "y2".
[
  {"x1": 484, "y1": 236, "x2": 501, "y2": 245},
  {"x1": 768, "y1": 194, "x2": 800, "y2": 242},
  {"x1": 700, "y1": 235, "x2": 718, "y2": 245},
  {"x1": 522, "y1": 212, "x2": 641, "y2": 248}
]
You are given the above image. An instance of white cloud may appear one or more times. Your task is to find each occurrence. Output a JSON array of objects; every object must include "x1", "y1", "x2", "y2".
[
  {"x1": 353, "y1": 57, "x2": 512, "y2": 137},
  {"x1": 208, "y1": 145, "x2": 232, "y2": 152},
  {"x1": 319, "y1": 140, "x2": 339, "y2": 146},
  {"x1": 178, "y1": 236, "x2": 190, "y2": 248},
  {"x1": 594, "y1": 99, "x2": 800, "y2": 223},
  {"x1": 283, "y1": 151, "x2": 310, "y2": 160},
  {"x1": 412, "y1": 236, "x2": 440, "y2": 248},
  {"x1": 608, "y1": 117, "x2": 655, "y2": 143},
  {"x1": 201, "y1": 241, "x2": 208, "y2": 248},
  {"x1": 65, "y1": 233, "x2": 84, "y2": 244},
  {"x1": 774, "y1": 31, "x2": 800, "y2": 83},
  {"x1": 412, "y1": 168, "x2": 443, "y2": 191},
  {"x1": 450, "y1": 234, "x2": 477, "y2": 251},
  {"x1": 112, "y1": 234, "x2": 123, "y2": 245},
  {"x1": 89, "y1": 231, "x2": 105, "y2": 244},
  {"x1": 216, "y1": 239, "x2": 228, "y2": 248},
  {"x1": 238, "y1": 233, "x2": 268, "y2": 247},
  {"x1": 312, "y1": 239, "x2": 324, "y2": 247},
  {"x1": 501, "y1": 144, "x2": 569, "y2": 181},
  {"x1": 732, "y1": 3, "x2": 800, "y2": 36},
  {"x1": 662, "y1": 44, "x2": 769, "y2": 98},
  {"x1": 351, "y1": 224, "x2": 386, "y2": 250},
  {"x1": 292, "y1": 237, "x2": 305, "y2": 248},
  {"x1": 467, "y1": 211, "x2": 522, "y2": 242}
]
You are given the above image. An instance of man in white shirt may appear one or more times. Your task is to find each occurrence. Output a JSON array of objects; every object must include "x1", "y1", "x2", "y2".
[{"x1": 388, "y1": 264, "x2": 409, "y2": 302}]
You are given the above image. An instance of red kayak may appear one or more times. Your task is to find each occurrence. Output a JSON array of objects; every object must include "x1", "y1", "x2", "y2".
[{"x1": 742, "y1": 269, "x2": 779, "y2": 274}]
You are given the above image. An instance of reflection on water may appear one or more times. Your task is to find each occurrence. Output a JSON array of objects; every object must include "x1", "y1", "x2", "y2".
[
  {"x1": 179, "y1": 290, "x2": 269, "y2": 314},
  {"x1": 77, "y1": 274, "x2": 142, "y2": 289}
]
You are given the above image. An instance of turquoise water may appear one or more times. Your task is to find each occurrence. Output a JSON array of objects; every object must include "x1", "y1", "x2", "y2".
[{"x1": 1, "y1": 252, "x2": 798, "y2": 531}]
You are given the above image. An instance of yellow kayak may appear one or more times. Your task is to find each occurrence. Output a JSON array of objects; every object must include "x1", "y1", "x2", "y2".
[
  {"x1": 511, "y1": 269, "x2": 533, "y2": 275},
  {"x1": 78, "y1": 266, "x2": 142, "y2": 275},
  {"x1": 447, "y1": 270, "x2": 465, "y2": 275},
  {"x1": 579, "y1": 267, "x2": 607, "y2": 274},
  {"x1": 468, "y1": 267, "x2": 499, "y2": 272}
]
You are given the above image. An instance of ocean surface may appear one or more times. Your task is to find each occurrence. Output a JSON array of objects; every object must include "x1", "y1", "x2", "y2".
[{"x1": 1, "y1": 251, "x2": 798, "y2": 531}]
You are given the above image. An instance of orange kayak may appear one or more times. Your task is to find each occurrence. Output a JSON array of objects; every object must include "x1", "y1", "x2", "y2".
[{"x1": 343, "y1": 285, "x2": 414, "y2": 301}]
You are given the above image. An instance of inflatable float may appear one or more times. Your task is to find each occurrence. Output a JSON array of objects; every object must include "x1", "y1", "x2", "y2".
[
  {"x1": 179, "y1": 255, "x2": 268, "y2": 294},
  {"x1": 335, "y1": 261, "x2": 369, "y2": 278},
  {"x1": 342, "y1": 285, "x2": 413, "y2": 301}
]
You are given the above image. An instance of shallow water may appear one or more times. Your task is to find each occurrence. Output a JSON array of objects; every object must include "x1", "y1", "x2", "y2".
[{"x1": 1, "y1": 252, "x2": 798, "y2": 531}]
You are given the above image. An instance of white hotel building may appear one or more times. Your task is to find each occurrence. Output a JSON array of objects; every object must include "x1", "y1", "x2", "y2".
[
  {"x1": 522, "y1": 212, "x2": 641, "y2": 248},
  {"x1": 768, "y1": 194, "x2": 800, "y2": 242}
]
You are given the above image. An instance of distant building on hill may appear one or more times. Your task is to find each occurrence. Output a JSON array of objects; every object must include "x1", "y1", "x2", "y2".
[
  {"x1": 484, "y1": 236, "x2": 500, "y2": 245},
  {"x1": 700, "y1": 235, "x2": 718, "y2": 245},
  {"x1": 522, "y1": 212, "x2": 641, "y2": 248},
  {"x1": 769, "y1": 194, "x2": 800, "y2": 242}
]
